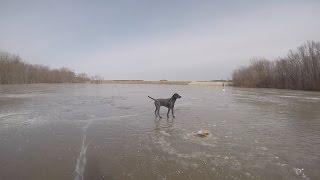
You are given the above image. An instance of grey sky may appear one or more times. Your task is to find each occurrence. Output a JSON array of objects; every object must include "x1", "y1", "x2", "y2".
[{"x1": 1, "y1": 0, "x2": 320, "y2": 80}]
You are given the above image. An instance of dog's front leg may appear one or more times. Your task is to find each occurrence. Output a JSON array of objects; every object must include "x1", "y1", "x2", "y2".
[
  {"x1": 167, "y1": 108, "x2": 170, "y2": 118},
  {"x1": 171, "y1": 108, "x2": 175, "y2": 118}
]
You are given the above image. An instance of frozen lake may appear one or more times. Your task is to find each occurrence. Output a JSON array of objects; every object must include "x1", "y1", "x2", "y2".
[{"x1": 0, "y1": 84, "x2": 319, "y2": 180}]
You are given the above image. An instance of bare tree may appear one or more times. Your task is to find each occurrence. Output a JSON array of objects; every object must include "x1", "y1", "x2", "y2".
[
  {"x1": 232, "y1": 41, "x2": 320, "y2": 91},
  {"x1": 0, "y1": 52, "x2": 91, "y2": 84}
]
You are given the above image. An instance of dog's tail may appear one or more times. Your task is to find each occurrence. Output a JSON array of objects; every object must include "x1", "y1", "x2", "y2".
[{"x1": 148, "y1": 96, "x2": 157, "y2": 101}]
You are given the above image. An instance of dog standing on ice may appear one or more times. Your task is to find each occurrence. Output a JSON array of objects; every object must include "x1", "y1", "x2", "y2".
[{"x1": 148, "y1": 93, "x2": 181, "y2": 118}]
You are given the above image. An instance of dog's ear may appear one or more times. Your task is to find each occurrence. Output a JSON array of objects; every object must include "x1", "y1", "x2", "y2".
[{"x1": 173, "y1": 93, "x2": 181, "y2": 98}]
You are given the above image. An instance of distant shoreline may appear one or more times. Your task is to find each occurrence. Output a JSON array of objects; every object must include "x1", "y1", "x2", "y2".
[
  {"x1": 0, "y1": 80, "x2": 232, "y2": 86},
  {"x1": 92, "y1": 80, "x2": 232, "y2": 86}
]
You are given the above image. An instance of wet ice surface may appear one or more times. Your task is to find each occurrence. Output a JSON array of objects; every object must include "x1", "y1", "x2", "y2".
[{"x1": 0, "y1": 84, "x2": 320, "y2": 180}]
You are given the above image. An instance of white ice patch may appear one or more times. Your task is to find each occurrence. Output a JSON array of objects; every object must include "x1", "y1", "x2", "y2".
[
  {"x1": 159, "y1": 130, "x2": 171, "y2": 136},
  {"x1": 0, "y1": 113, "x2": 29, "y2": 119},
  {"x1": 74, "y1": 113, "x2": 140, "y2": 180},
  {"x1": 74, "y1": 135, "x2": 88, "y2": 180},
  {"x1": 0, "y1": 94, "x2": 34, "y2": 98},
  {"x1": 293, "y1": 167, "x2": 308, "y2": 179}
]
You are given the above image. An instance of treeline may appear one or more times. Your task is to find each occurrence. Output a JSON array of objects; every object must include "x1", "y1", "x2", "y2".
[
  {"x1": 0, "y1": 52, "x2": 91, "y2": 84},
  {"x1": 232, "y1": 41, "x2": 320, "y2": 91}
]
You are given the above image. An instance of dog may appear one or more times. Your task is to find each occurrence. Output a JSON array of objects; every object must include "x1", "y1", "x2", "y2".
[{"x1": 148, "y1": 93, "x2": 181, "y2": 118}]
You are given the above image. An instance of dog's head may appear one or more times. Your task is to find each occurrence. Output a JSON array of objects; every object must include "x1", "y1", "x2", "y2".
[{"x1": 172, "y1": 93, "x2": 182, "y2": 99}]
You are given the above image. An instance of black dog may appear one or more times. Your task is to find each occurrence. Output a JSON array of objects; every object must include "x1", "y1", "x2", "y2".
[{"x1": 148, "y1": 93, "x2": 181, "y2": 118}]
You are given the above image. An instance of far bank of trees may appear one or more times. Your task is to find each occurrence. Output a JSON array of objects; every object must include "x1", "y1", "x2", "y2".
[
  {"x1": 232, "y1": 41, "x2": 320, "y2": 91},
  {"x1": 0, "y1": 52, "x2": 91, "y2": 84}
]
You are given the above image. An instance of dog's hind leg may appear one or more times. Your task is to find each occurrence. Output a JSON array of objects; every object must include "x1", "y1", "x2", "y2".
[
  {"x1": 167, "y1": 108, "x2": 170, "y2": 118},
  {"x1": 154, "y1": 102, "x2": 159, "y2": 117},
  {"x1": 157, "y1": 107, "x2": 162, "y2": 118},
  {"x1": 154, "y1": 107, "x2": 158, "y2": 117}
]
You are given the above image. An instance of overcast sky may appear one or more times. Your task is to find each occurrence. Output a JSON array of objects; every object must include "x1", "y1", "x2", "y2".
[{"x1": 1, "y1": 0, "x2": 320, "y2": 80}]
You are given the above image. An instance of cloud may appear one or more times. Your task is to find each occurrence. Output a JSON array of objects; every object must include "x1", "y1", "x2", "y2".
[
  {"x1": 1, "y1": 1, "x2": 319, "y2": 80},
  {"x1": 76, "y1": 1, "x2": 320, "y2": 80}
]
